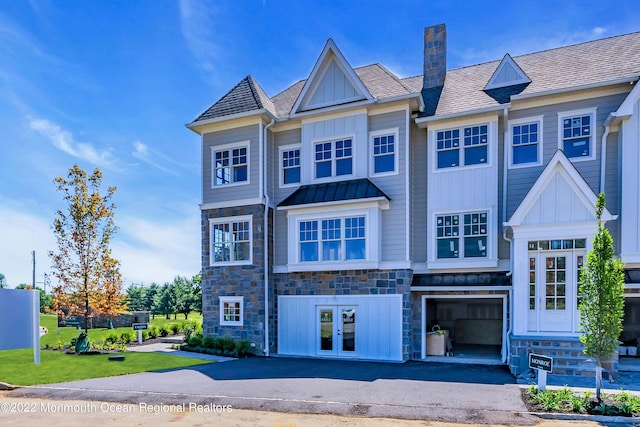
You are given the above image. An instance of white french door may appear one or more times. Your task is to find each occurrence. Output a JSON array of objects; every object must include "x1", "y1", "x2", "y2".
[
  {"x1": 317, "y1": 305, "x2": 357, "y2": 356},
  {"x1": 528, "y1": 249, "x2": 585, "y2": 332}
]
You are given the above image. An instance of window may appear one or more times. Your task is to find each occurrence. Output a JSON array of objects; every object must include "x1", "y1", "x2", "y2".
[
  {"x1": 212, "y1": 143, "x2": 248, "y2": 186},
  {"x1": 299, "y1": 216, "x2": 366, "y2": 263},
  {"x1": 436, "y1": 211, "x2": 488, "y2": 259},
  {"x1": 315, "y1": 138, "x2": 353, "y2": 179},
  {"x1": 371, "y1": 129, "x2": 398, "y2": 174},
  {"x1": 219, "y1": 296, "x2": 243, "y2": 326},
  {"x1": 558, "y1": 109, "x2": 595, "y2": 160},
  {"x1": 281, "y1": 146, "x2": 301, "y2": 185},
  {"x1": 209, "y1": 216, "x2": 252, "y2": 265},
  {"x1": 510, "y1": 117, "x2": 543, "y2": 167},
  {"x1": 436, "y1": 124, "x2": 488, "y2": 169}
]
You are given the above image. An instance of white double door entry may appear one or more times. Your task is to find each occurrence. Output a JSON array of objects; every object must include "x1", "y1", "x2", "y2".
[{"x1": 317, "y1": 305, "x2": 356, "y2": 356}]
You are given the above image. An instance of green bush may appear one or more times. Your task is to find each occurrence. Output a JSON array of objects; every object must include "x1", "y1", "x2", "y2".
[
  {"x1": 119, "y1": 331, "x2": 133, "y2": 344},
  {"x1": 141, "y1": 330, "x2": 149, "y2": 341},
  {"x1": 236, "y1": 340, "x2": 251, "y2": 356},
  {"x1": 222, "y1": 337, "x2": 236, "y2": 356},
  {"x1": 212, "y1": 337, "x2": 225, "y2": 354},
  {"x1": 148, "y1": 325, "x2": 158, "y2": 339},
  {"x1": 188, "y1": 335, "x2": 202, "y2": 347},
  {"x1": 170, "y1": 323, "x2": 181, "y2": 335},
  {"x1": 202, "y1": 336, "x2": 215, "y2": 349},
  {"x1": 159, "y1": 326, "x2": 170, "y2": 337},
  {"x1": 104, "y1": 331, "x2": 120, "y2": 345},
  {"x1": 181, "y1": 321, "x2": 200, "y2": 342}
]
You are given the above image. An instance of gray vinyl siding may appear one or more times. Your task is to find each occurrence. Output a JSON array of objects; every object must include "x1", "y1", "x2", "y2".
[
  {"x1": 369, "y1": 110, "x2": 408, "y2": 262},
  {"x1": 506, "y1": 93, "x2": 627, "y2": 220},
  {"x1": 411, "y1": 122, "x2": 428, "y2": 263},
  {"x1": 272, "y1": 128, "x2": 302, "y2": 266},
  {"x1": 202, "y1": 124, "x2": 260, "y2": 204},
  {"x1": 496, "y1": 115, "x2": 510, "y2": 260}
]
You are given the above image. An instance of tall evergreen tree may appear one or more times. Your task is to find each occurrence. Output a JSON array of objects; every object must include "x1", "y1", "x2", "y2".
[{"x1": 579, "y1": 192, "x2": 625, "y2": 400}]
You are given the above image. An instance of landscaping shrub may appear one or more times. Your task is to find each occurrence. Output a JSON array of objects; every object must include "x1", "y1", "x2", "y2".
[
  {"x1": 213, "y1": 337, "x2": 225, "y2": 354},
  {"x1": 141, "y1": 330, "x2": 149, "y2": 341},
  {"x1": 159, "y1": 326, "x2": 170, "y2": 337},
  {"x1": 222, "y1": 337, "x2": 235, "y2": 356},
  {"x1": 170, "y1": 323, "x2": 181, "y2": 335},
  {"x1": 236, "y1": 340, "x2": 251, "y2": 357},
  {"x1": 202, "y1": 336, "x2": 215, "y2": 349},
  {"x1": 148, "y1": 325, "x2": 158, "y2": 339},
  {"x1": 119, "y1": 331, "x2": 133, "y2": 344},
  {"x1": 181, "y1": 321, "x2": 200, "y2": 342},
  {"x1": 188, "y1": 332, "x2": 203, "y2": 347},
  {"x1": 104, "y1": 331, "x2": 120, "y2": 345}
]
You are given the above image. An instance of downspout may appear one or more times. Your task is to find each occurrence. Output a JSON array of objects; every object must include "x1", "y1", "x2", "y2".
[
  {"x1": 501, "y1": 106, "x2": 513, "y2": 364},
  {"x1": 600, "y1": 121, "x2": 611, "y2": 194},
  {"x1": 263, "y1": 118, "x2": 275, "y2": 356}
]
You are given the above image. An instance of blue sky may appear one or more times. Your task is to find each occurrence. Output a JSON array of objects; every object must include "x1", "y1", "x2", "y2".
[{"x1": 1, "y1": 0, "x2": 639, "y2": 288}]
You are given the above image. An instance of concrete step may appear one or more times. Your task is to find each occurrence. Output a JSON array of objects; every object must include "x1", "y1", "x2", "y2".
[{"x1": 160, "y1": 335, "x2": 185, "y2": 344}]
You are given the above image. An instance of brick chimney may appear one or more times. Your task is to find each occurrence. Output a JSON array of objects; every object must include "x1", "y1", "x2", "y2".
[{"x1": 423, "y1": 24, "x2": 446, "y2": 89}]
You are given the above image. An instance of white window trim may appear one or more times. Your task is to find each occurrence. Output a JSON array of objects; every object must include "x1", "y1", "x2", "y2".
[
  {"x1": 428, "y1": 208, "x2": 497, "y2": 269},
  {"x1": 557, "y1": 107, "x2": 597, "y2": 162},
  {"x1": 210, "y1": 140, "x2": 250, "y2": 188},
  {"x1": 286, "y1": 203, "x2": 381, "y2": 270},
  {"x1": 430, "y1": 121, "x2": 495, "y2": 172},
  {"x1": 369, "y1": 127, "x2": 399, "y2": 177},
  {"x1": 279, "y1": 143, "x2": 302, "y2": 188},
  {"x1": 209, "y1": 215, "x2": 253, "y2": 266},
  {"x1": 311, "y1": 133, "x2": 356, "y2": 182},
  {"x1": 219, "y1": 296, "x2": 243, "y2": 326},
  {"x1": 508, "y1": 115, "x2": 544, "y2": 169}
]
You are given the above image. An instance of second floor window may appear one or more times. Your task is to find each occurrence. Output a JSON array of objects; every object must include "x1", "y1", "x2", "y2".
[
  {"x1": 512, "y1": 122, "x2": 539, "y2": 165},
  {"x1": 436, "y1": 211, "x2": 488, "y2": 259},
  {"x1": 282, "y1": 147, "x2": 301, "y2": 185},
  {"x1": 214, "y1": 146, "x2": 248, "y2": 186},
  {"x1": 372, "y1": 133, "x2": 396, "y2": 174},
  {"x1": 436, "y1": 124, "x2": 488, "y2": 169},
  {"x1": 562, "y1": 115, "x2": 591, "y2": 158},
  {"x1": 315, "y1": 139, "x2": 353, "y2": 179},
  {"x1": 210, "y1": 216, "x2": 252, "y2": 265},
  {"x1": 299, "y1": 216, "x2": 366, "y2": 263}
]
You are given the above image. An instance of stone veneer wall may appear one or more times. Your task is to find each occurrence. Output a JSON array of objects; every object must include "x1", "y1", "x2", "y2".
[
  {"x1": 201, "y1": 204, "x2": 272, "y2": 355},
  {"x1": 272, "y1": 269, "x2": 414, "y2": 359}
]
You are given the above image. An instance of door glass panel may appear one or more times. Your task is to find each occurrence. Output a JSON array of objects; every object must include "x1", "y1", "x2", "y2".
[
  {"x1": 529, "y1": 257, "x2": 536, "y2": 309},
  {"x1": 341, "y1": 308, "x2": 355, "y2": 352},
  {"x1": 545, "y1": 256, "x2": 566, "y2": 311},
  {"x1": 320, "y1": 309, "x2": 333, "y2": 351}
]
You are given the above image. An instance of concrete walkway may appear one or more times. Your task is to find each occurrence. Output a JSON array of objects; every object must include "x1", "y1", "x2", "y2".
[{"x1": 126, "y1": 342, "x2": 236, "y2": 362}]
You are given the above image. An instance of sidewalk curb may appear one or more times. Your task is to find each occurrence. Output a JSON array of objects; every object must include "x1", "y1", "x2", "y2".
[
  {"x1": 533, "y1": 411, "x2": 640, "y2": 424},
  {"x1": 0, "y1": 382, "x2": 18, "y2": 391}
]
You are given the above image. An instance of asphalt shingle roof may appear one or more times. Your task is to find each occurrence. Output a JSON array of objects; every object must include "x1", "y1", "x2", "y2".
[
  {"x1": 278, "y1": 178, "x2": 390, "y2": 207},
  {"x1": 192, "y1": 31, "x2": 640, "y2": 124}
]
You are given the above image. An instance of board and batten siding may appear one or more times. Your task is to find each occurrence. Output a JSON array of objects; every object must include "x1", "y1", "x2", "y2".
[
  {"x1": 304, "y1": 60, "x2": 360, "y2": 109},
  {"x1": 621, "y1": 94, "x2": 640, "y2": 261},
  {"x1": 368, "y1": 110, "x2": 408, "y2": 262},
  {"x1": 202, "y1": 124, "x2": 260, "y2": 204},
  {"x1": 277, "y1": 294, "x2": 403, "y2": 361},
  {"x1": 506, "y1": 94, "x2": 627, "y2": 220}
]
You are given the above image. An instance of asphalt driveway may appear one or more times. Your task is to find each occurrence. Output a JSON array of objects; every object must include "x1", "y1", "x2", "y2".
[{"x1": 9, "y1": 357, "x2": 536, "y2": 425}]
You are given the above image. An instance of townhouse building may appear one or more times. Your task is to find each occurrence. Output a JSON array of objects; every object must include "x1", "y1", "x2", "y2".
[{"x1": 187, "y1": 24, "x2": 640, "y2": 376}]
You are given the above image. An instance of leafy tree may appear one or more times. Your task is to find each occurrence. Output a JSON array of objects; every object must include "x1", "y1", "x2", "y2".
[
  {"x1": 0, "y1": 273, "x2": 6, "y2": 289},
  {"x1": 146, "y1": 283, "x2": 160, "y2": 318},
  {"x1": 579, "y1": 192, "x2": 625, "y2": 401},
  {"x1": 174, "y1": 275, "x2": 202, "y2": 319},
  {"x1": 49, "y1": 164, "x2": 117, "y2": 333},
  {"x1": 92, "y1": 252, "x2": 128, "y2": 328},
  {"x1": 192, "y1": 272, "x2": 202, "y2": 314}
]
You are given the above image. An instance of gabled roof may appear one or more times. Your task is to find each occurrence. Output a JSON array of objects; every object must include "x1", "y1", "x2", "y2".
[
  {"x1": 191, "y1": 75, "x2": 275, "y2": 123},
  {"x1": 421, "y1": 31, "x2": 640, "y2": 119},
  {"x1": 505, "y1": 150, "x2": 614, "y2": 227},
  {"x1": 278, "y1": 178, "x2": 390, "y2": 208},
  {"x1": 484, "y1": 54, "x2": 531, "y2": 90},
  {"x1": 290, "y1": 39, "x2": 374, "y2": 114}
]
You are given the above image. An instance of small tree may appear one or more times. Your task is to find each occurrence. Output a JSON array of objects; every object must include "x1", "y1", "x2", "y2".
[
  {"x1": 49, "y1": 164, "x2": 117, "y2": 333},
  {"x1": 579, "y1": 192, "x2": 625, "y2": 401},
  {"x1": 92, "y1": 252, "x2": 128, "y2": 328},
  {"x1": 0, "y1": 273, "x2": 6, "y2": 289}
]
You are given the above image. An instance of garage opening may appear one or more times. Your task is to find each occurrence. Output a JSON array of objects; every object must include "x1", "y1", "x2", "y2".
[
  {"x1": 422, "y1": 295, "x2": 506, "y2": 364},
  {"x1": 620, "y1": 295, "x2": 640, "y2": 371}
]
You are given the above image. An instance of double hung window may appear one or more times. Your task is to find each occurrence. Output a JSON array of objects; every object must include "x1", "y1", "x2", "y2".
[
  {"x1": 315, "y1": 139, "x2": 353, "y2": 178},
  {"x1": 436, "y1": 212, "x2": 488, "y2": 259},
  {"x1": 558, "y1": 109, "x2": 595, "y2": 160},
  {"x1": 213, "y1": 144, "x2": 248, "y2": 186},
  {"x1": 210, "y1": 216, "x2": 252, "y2": 265},
  {"x1": 436, "y1": 124, "x2": 488, "y2": 169},
  {"x1": 281, "y1": 146, "x2": 301, "y2": 185},
  {"x1": 371, "y1": 130, "x2": 397, "y2": 174},
  {"x1": 510, "y1": 117, "x2": 543, "y2": 167}
]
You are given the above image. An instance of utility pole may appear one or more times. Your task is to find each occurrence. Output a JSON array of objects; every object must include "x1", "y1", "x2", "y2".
[{"x1": 32, "y1": 250, "x2": 36, "y2": 289}]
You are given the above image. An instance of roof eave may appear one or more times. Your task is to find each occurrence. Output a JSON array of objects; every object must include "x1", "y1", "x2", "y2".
[
  {"x1": 510, "y1": 76, "x2": 639, "y2": 102},
  {"x1": 414, "y1": 104, "x2": 508, "y2": 128},
  {"x1": 185, "y1": 109, "x2": 276, "y2": 134}
]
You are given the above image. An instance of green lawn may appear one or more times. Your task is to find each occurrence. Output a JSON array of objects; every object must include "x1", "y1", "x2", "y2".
[
  {"x1": 39, "y1": 313, "x2": 202, "y2": 348},
  {"x1": 0, "y1": 348, "x2": 210, "y2": 386}
]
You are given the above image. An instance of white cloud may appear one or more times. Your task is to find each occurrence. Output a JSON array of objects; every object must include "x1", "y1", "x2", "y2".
[
  {"x1": 131, "y1": 140, "x2": 186, "y2": 175},
  {"x1": 178, "y1": 0, "x2": 220, "y2": 73},
  {"x1": 28, "y1": 118, "x2": 114, "y2": 168}
]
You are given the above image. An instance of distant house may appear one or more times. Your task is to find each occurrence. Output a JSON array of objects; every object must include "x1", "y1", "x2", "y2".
[{"x1": 187, "y1": 24, "x2": 640, "y2": 376}]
